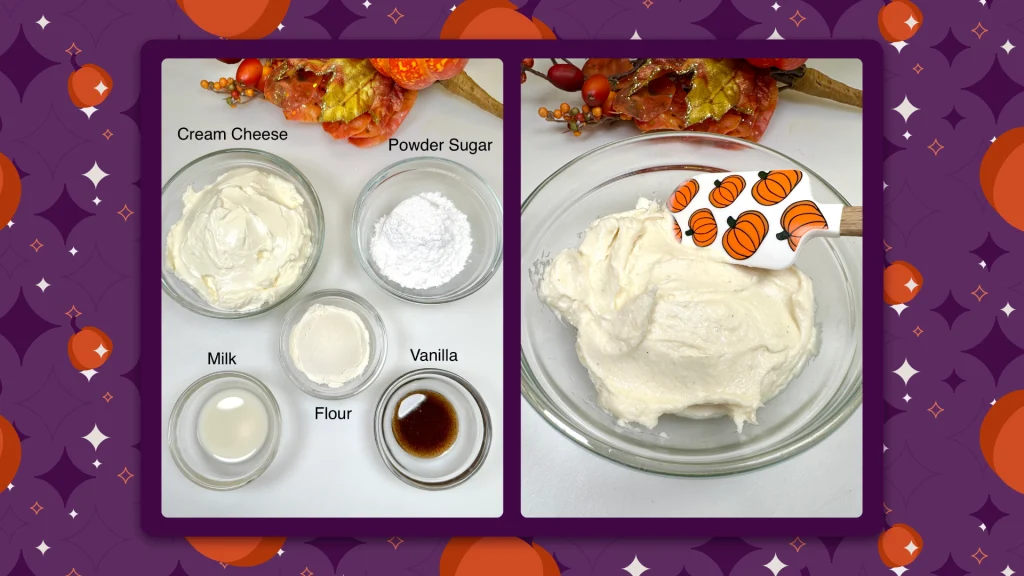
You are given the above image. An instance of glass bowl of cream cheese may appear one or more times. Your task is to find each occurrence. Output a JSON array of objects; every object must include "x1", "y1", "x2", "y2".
[
  {"x1": 521, "y1": 131, "x2": 863, "y2": 477},
  {"x1": 279, "y1": 289, "x2": 388, "y2": 400},
  {"x1": 161, "y1": 149, "x2": 325, "y2": 318}
]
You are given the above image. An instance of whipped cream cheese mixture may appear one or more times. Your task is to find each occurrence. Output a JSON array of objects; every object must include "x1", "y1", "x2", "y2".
[
  {"x1": 165, "y1": 168, "x2": 313, "y2": 311},
  {"x1": 288, "y1": 304, "x2": 370, "y2": 387},
  {"x1": 539, "y1": 198, "x2": 818, "y2": 430}
]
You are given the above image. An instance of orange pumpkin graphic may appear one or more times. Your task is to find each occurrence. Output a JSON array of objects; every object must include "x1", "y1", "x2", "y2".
[
  {"x1": 980, "y1": 127, "x2": 1024, "y2": 232},
  {"x1": 723, "y1": 211, "x2": 769, "y2": 260},
  {"x1": 883, "y1": 261, "x2": 923, "y2": 305},
  {"x1": 370, "y1": 58, "x2": 469, "y2": 91},
  {"x1": 980, "y1": 390, "x2": 1024, "y2": 494},
  {"x1": 878, "y1": 523, "x2": 923, "y2": 567},
  {"x1": 440, "y1": 0, "x2": 556, "y2": 40},
  {"x1": 68, "y1": 64, "x2": 113, "y2": 109},
  {"x1": 0, "y1": 416, "x2": 22, "y2": 490},
  {"x1": 752, "y1": 170, "x2": 803, "y2": 206},
  {"x1": 668, "y1": 179, "x2": 699, "y2": 213},
  {"x1": 709, "y1": 174, "x2": 745, "y2": 208},
  {"x1": 0, "y1": 152, "x2": 21, "y2": 227},
  {"x1": 176, "y1": 0, "x2": 289, "y2": 39},
  {"x1": 878, "y1": 0, "x2": 923, "y2": 43},
  {"x1": 777, "y1": 200, "x2": 828, "y2": 251},
  {"x1": 672, "y1": 220, "x2": 683, "y2": 241},
  {"x1": 440, "y1": 537, "x2": 559, "y2": 576},
  {"x1": 186, "y1": 536, "x2": 286, "y2": 567},
  {"x1": 68, "y1": 324, "x2": 113, "y2": 371},
  {"x1": 685, "y1": 208, "x2": 717, "y2": 247}
]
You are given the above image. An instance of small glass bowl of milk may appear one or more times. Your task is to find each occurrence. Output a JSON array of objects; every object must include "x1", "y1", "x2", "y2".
[{"x1": 168, "y1": 371, "x2": 282, "y2": 490}]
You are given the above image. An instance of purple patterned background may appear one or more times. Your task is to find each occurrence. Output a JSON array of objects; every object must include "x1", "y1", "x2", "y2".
[{"x1": 2, "y1": 0, "x2": 1023, "y2": 574}]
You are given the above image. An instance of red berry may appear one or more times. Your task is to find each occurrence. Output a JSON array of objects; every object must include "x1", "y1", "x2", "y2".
[
  {"x1": 547, "y1": 63, "x2": 584, "y2": 92},
  {"x1": 217, "y1": 58, "x2": 242, "y2": 64},
  {"x1": 522, "y1": 58, "x2": 535, "y2": 69},
  {"x1": 231, "y1": 89, "x2": 241, "y2": 100},
  {"x1": 575, "y1": 113, "x2": 586, "y2": 123},
  {"x1": 235, "y1": 58, "x2": 263, "y2": 87},
  {"x1": 582, "y1": 74, "x2": 611, "y2": 108},
  {"x1": 521, "y1": 72, "x2": 527, "y2": 84}
]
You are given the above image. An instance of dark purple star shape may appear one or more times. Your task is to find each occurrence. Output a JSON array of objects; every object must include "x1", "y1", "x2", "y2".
[
  {"x1": 0, "y1": 27, "x2": 60, "y2": 101},
  {"x1": 308, "y1": 0, "x2": 363, "y2": 39},
  {"x1": 970, "y1": 233, "x2": 1008, "y2": 269},
  {"x1": 933, "y1": 28, "x2": 967, "y2": 67},
  {"x1": 966, "y1": 58, "x2": 1020, "y2": 122},
  {"x1": 38, "y1": 185, "x2": 94, "y2": 245},
  {"x1": 964, "y1": 318, "x2": 1022, "y2": 385},
  {"x1": 971, "y1": 496, "x2": 1008, "y2": 532},
  {"x1": 932, "y1": 291, "x2": 969, "y2": 330},
  {"x1": 37, "y1": 448, "x2": 94, "y2": 507},
  {"x1": 695, "y1": 1, "x2": 758, "y2": 40},
  {"x1": 944, "y1": 369, "x2": 966, "y2": 392},
  {"x1": 0, "y1": 289, "x2": 60, "y2": 364}
]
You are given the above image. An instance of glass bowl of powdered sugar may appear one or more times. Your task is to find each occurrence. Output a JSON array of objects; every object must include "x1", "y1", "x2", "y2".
[{"x1": 352, "y1": 157, "x2": 503, "y2": 304}]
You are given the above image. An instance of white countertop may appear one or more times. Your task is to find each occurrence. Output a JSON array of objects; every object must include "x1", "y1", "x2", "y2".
[
  {"x1": 160, "y1": 59, "x2": 504, "y2": 518},
  {"x1": 520, "y1": 58, "x2": 864, "y2": 518}
]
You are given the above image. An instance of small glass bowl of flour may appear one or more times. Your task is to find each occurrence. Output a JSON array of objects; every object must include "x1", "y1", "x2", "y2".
[
  {"x1": 352, "y1": 157, "x2": 503, "y2": 304},
  {"x1": 279, "y1": 290, "x2": 388, "y2": 399}
]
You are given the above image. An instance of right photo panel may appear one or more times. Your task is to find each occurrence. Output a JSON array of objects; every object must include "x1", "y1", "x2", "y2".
[{"x1": 520, "y1": 57, "x2": 865, "y2": 518}]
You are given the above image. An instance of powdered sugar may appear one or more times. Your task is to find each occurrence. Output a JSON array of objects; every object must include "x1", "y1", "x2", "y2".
[{"x1": 370, "y1": 192, "x2": 472, "y2": 289}]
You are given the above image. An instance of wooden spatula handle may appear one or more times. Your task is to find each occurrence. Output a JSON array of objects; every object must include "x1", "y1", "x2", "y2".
[{"x1": 840, "y1": 206, "x2": 862, "y2": 237}]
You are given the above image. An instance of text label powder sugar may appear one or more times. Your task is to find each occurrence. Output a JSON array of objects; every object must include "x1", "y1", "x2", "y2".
[{"x1": 370, "y1": 192, "x2": 472, "y2": 289}]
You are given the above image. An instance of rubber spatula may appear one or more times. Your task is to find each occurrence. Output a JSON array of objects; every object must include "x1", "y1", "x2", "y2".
[{"x1": 666, "y1": 169, "x2": 862, "y2": 270}]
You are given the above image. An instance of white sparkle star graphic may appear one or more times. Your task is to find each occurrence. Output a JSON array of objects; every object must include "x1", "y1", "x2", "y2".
[
  {"x1": 6, "y1": 483, "x2": 12, "y2": 491},
  {"x1": 92, "y1": 196, "x2": 101, "y2": 205},
  {"x1": 69, "y1": 509, "x2": 78, "y2": 519},
  {"x1": 772, "y1": 2, "x2": 781, "y2": 10},
  {"x1": 891, "y1": 567, "x2": 908, "y2": 576},
  {"x1": 364, "y1": 0, "x2": 372, "y2": 7},
  {"x1": 93, "y1": 459, "x2": 101, "y2": 468},
  {"x1": 450, "y1": 3, "x2": 456, "y2": 9},
  {"x1": 83, "y1": 424, "x2": 109, "y2": 450},
  {"x1": 883, "y1": 443, "x2": 888, "y2": 452},
  {"x1": 981, "y1": 260, "x2": 987, "y2": 268},
  {"x1": 905, "y1": 15, "x2": 918, "y2": 29},
  {"x1": 980, "y1": 0, "x2": 986, "y2": 4},
  {"x1": 992, "y1": 136, "x2": 997, "y2": 143},
  {"x1": 883, "y1": 181, "x2": 888, "y2": 190},
  {"x1": 36, "y1": 15, "x2": 50, "y2": 29},
  {"x1": 903, "y1": 131, "x2": 911, "y2": 140},
  {"x1": 905, "y1": 540, "x2": 919, "y2": 555},
  {"x1": 891, "y1": 40, "x2": 909, "y2": 53},
  {"x1": 903, "y1": 393, "x2": 912, "y2": 403},
  {"x1": 768, "y1": 28, "x2": 784, "y2": 40},
  {"x1": 81, "y1": 369, "x2": 98, "y2": 381},
  {"x1": 80, "y1": 106, "x2": 98, "y2": 118},
  {"x1": 36, "y1": 278, "x2": 50, "y2": 292},
  {"x1": 904, "y1": 278, "x2": 918, "y2": 292},
  {"x1": 1002, "y1": 40, "x2": 1015, "y2": 54},
  {"x1": 624, "y1": 556, "x2": 649, "y2": 576},
  {"x1": 894, "y1": 96, "x2": 919, "y2": 122},
  {"x1": 277, "y1": 549, "x2": 285, "y2": 556},
  {"x1": 83, "y1": 162, "x2": 108, "y2": 188},
  {"x1": 894, "y1": 359, "x2": 919, "y2": 385},
  {"x1": 277, "y1": 23, "x2": 284, "y2": 31},
  {"x1": 764, "y1": 553, "x2": 788, "y2": 576},
  {"x1": 94, "y1": 343, "x2": 109, "y2": 358},
  {"x1": 6, "y1": 220, "x2": 11, "y2": 227},
  {"x1": 1002, "y1": 565, "x2": 1015, "y2": 576},
  {"x1": 70, "y1": 247, "x2": 78, "y2": 256},
  {"x1": 1002, "y1": 303, "x2": 1014, "y2": 316},
  {"x1": 631, "y1": 30, "x2": 641, "y2": 40},
  {"x1": 891, "y1": 303, "x2": 908, "y2": 316},
  {"x1": 94, "y1": 81, "x2": 108, "y2": 95},
  {"x1": 979, "y1": 522, "x2": 986, "y2": 531},
  {"x1": 36, "y1": 541, "x2": 50, "y2": 555},
  {"x1": 992, "y1": 398, "x2": 998, "y2": 405}
]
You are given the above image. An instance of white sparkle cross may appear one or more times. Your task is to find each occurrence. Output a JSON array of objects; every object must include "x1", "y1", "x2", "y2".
[
  {"x1": 631, "y1": 30, "x2": 642, "y2": 40},
  {"x1": 905, "y1": 15, "x2": 919, "y2": 29},
  {"x1": 94, "y1": 81, "x2": 108, "y2": 95},
  {"x1": 891, "y1": 567, "x2": 908, "y2": 576},
  {"x1": 903, "y1": 393, "x2": 912, "y2": 403},
  {"x1": 94, "y1": 343, "x2": 109, "y2": 358},
  {"x1": 83, "y1": 162, "x2": 108, "y2": 188},
  {"x1": 83, "y1": 424, "x2": 109, "y2": 450},
  {"x1": 904, "y1": 278, "x2": 918, "y2": 292},
  {"x1": 903, "y1": 131, "x2": 911, "y2": 140},
  {"x1": 1002, "y1": 303, "x2": 1014, "y2": 317},
  {"x1": 1002, "y1": 565, "x2": 1015, "y2": 576},
  {"x1": 93, "y1": 459, "x2": 101, "y2": 468},
  {"x1": 81, "y1": 106, "x2": 98, "y2": 118},
  {"x1": 69, "y1": 509, "x2": 78, "y2": 519},
  {"x1": 894, "y1": 96, "x2": 919, "y2": 122},
  {"x1": 36, "y1": 16, "x2": 50, "y2": 29},
  {"x1": 36, "y1": 278, "x2": 50, "y2": 292},
  {"x1": 70, "y1": 247, "x2": 78, "y2": 256},
  {"x1": 81, "y1": 369, "x2": 98, "y2": 381},
  {"x1": 772, "y1": 2, "x2": 781, "y2": 10},
  {"x1": 364, "y1": 0, "x2": 372, "y2": 7},
  {"x1": 768, "y1": 28, "x2": 784, "y2": 40},
  {"x1": 1002, "y1": 40, "x2": 1015, "y2": 54},
  {"x1": 894, "y1": 359, "x2": 919, "y2": 385},
  {"x1": 764, "y1": 553, "x2": 788, "y2": 576},
  {"x1": 277, "y1": 549, "x2": 285, "y2": 556},
  {"x1": 891, "y1": 303, "x2": 908, "y2": 316},
  {"x1": 891, "y1": 40, "x2": 909, "y2": 53},
  {"x1": 624, "y1": 556, "x2": 649, "y2": 576},
  {"x1": 277, "y1": 23, "x2": 284, "y2": 31},
  {"x1": 905, "y1": 539, "x2": 919, "y2": 555},
  {"x1": 36, "y1": 541, "x2": 50, "y2": 555}
]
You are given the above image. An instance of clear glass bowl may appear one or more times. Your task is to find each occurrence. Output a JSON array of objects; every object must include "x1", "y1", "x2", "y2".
[
  {"x1": 279, "y1": 289, "x2": 388, "y2": 400},
  {"x1": 374, "y1": 368, "x2": 492, "y2": 490},
  {"x1": 352, "y1": 157, "x2": 503, "y2": 304},
  {"x1": 161, "y1": 149, "x2": 325, "y2": 318},
  {"x1": 167, "y1": 371, "x2": 282, "y2": 490},
  {"x1": 521, "y1": 132, "x2": 863, "y2": 476}
]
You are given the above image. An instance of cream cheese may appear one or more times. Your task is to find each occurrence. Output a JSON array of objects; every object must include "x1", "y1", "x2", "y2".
[
  {"x1": 165, "y1": 167, "x2": 313, "y2": 311},
  {"x1": 539, "y1": 198, "x2": 818, "y2": 431},
  {"x1": 288, "y1": 304, "x2": 370, "y2": 387}
]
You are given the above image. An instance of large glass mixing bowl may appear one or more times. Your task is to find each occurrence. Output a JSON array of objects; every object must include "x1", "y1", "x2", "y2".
[{"x1": 521, "y1": 132, "x2": 862, "y2": 476}]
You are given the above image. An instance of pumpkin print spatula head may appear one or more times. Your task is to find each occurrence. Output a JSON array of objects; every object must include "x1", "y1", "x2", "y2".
[{"x1": 667, "y1": 169, "x2": 862, "y2": 270}]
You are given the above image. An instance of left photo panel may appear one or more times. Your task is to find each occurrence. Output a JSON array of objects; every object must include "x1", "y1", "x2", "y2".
[{"x1": 155, "y1": 57, "x2": 503, "y2": 521}]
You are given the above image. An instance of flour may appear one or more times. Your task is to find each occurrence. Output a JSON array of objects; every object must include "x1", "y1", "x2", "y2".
[{"x1": 370, "y1": 192, "x2": 472, "y2": 289}]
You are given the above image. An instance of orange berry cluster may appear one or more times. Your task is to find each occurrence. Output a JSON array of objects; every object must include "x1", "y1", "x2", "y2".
[{"x1": 538, "y1": 102, "x2": 610, "y2": 136}]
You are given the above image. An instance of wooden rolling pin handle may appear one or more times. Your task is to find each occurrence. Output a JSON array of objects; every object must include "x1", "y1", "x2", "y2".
[{"x1": 840, "y1": 206, "x2": 862, "y2": 237}]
